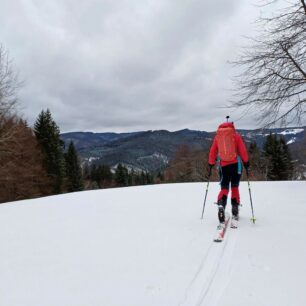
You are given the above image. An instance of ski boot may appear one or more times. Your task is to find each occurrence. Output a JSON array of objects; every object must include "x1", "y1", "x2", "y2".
[
  {"x1": 231, "y1": 198, "x2": 239, "y2": 228},
  {"x1": 218, "y1": 205, "x2": 225, "y2": 223},
  {"x1": 217, "y1": 195, "x2": 227, "y2": 224},
  {"x1": 231, "y1": 198, "x2": 239, "y2": 219}
]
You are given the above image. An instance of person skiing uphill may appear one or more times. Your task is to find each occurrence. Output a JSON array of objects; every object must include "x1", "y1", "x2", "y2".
[{"x1": 207, "y1": 121, "x2": 249, "y2": 224}]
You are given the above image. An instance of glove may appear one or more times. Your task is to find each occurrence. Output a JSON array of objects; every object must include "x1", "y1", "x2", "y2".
[
  {"x1": 205, "y1": 163, "x2": 214, "y2": 180},
  {"x1": 243, "y1": 161, "x2": 250, "y2": 170},
  {"x1": 243, "y1": 161, "x2": 250, "y2": 176}
]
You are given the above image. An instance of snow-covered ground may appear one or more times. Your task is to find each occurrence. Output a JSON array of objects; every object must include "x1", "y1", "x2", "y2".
[{"x1": 0, "y1": 181, "x2": 305, "y2": 306}]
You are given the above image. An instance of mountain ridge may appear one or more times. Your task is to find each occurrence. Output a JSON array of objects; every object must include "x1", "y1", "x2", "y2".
[{"x1": 61, "y1": 127, "x2": 306, "y2": 172}]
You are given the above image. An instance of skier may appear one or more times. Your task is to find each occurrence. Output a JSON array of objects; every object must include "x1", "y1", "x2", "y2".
[{"x1": 207, "y1": 120, "x2": 249, "y2": 225}]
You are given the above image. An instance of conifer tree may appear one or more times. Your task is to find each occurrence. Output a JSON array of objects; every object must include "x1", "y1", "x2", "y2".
[
  {"x1": 128, "y1": 169, "x2": 135, "y2": 186},
  {"x1": 83, "y1": 163, "x2": 90, "y2": 180},
  {"x1": 115, "y1": 163, "x2": 128, "y2": 186},
  {"x1": 34, "y1": 109, "x2": 65, "y2": 193},
  {"x1": 263, "y1": 134, "x2": 293, "y2": 180},
  {"x1": 90, "y1": 164, "x2": 98, "y2": 182},
  {"x1": 90, "y1": 164, "x2": 112, "y2": 188},
  {"x1": 278, "y1": 137, "x2": 294, "y2": 180},
  {"x1": 140, "y1": 171, "x2": 146, "y2": 185},
  {"x1": 98, "y1": 165, "x2": 113, "y2": 187},
  {"x1": 65, "y1": 141, "x2": 84, "y2": 192}
]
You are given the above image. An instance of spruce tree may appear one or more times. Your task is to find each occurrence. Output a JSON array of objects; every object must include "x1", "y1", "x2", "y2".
[
  {"x1": 278, "y1": 137, "x2": 294, "y2": 180},
  {"x1": 98, "y1": 165, "x2": 112, "y2": 187},
  {"x1": 115, "y1": 164, "x2": 128, "y2": 186},
  {"x1": 146, "y1": 172, "x2": 153, "y2": 184},
  {"x1": 83, "y1": 163, "x2": 90, "y2": 180},
  {"x1": 140, "y1": 171, "x2": 146, "y2": 185},
  {"x1": 90, "y1": 164, "x2": 98, "y2": 183},
  {"x1": 65, "y1": 141, "x2": 84, "y2": 192},
  {"x1": 128, "y1": 169, "x2": 135, "y2": 186},
  {"x1": 263, "y1": 134, "x2": 293, "y2": 180},
  {"x1": 34, "y1": 109, "x2": 65, "y2": 193}
]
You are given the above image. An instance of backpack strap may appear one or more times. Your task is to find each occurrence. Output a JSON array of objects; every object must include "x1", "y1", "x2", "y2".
[{"x1": 237, "y1": 156, "x2": 242, "y2": 174}]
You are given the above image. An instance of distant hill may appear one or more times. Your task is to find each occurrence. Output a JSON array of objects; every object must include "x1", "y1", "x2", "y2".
[
  {"x1": 61, "y1": 127, "x2": 306, "y2": 173},
  {"x1": 61, "y1": 131, "x2": 143, "y2": 149}
]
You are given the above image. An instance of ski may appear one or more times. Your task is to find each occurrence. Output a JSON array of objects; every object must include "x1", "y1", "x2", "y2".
[{"x1": 214, "y1": 213, "x2": 230, "y2": 242}]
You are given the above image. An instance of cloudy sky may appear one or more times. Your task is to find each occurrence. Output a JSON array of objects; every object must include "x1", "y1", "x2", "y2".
[{"x1": 0, "y1": 0, "x2": 282, "y2": 132}]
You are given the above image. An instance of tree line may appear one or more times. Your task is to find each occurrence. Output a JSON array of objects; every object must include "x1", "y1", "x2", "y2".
[
  {"x1": 163, "y1": 135, "x2": 295, "y2": 183},
  {"x1": 83, "y1": 163, "x2": 154, "y2": 189},
  {"x1": 0, "y1": 106, "x2": 155, "y2": 203},
  {"x1": 0, "y1": 103, "x2": 298, "y2": 204}
]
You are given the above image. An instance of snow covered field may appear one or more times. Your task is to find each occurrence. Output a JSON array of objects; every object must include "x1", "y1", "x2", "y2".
[{"x1": 0, "y1": 181, "x2": 305, "y2": 306}]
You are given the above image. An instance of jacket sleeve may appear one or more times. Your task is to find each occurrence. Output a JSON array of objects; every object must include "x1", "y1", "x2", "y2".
[
  {"x1": 236, "y1": 134, "x2": 249, "y2": 163},
  {"x1": 208, "y1": 137, "x2": 218, "y2": 165}
]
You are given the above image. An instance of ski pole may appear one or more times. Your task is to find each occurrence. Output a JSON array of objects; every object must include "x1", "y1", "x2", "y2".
[
  {"x1": 246, "y1": 169, "x2": 256, "y2": 224},
  {"x1": 201, "y1": 176, "x2": 210, "y2": 219}
]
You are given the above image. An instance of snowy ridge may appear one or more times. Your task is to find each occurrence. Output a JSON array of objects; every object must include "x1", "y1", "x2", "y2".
[
  {"x1": 279, "y1": 128, "x2": 304, "y2": 135},
  {"x1": 137, "y1": 152, "x2": 170, "y2": 164},
  {"x1": 0, "y1": 182, "x2": 305, "y2": 306},
  {"x1": 111, "y1": 163, "x2": 144, "y2": 173},
  {"x1": 262, "y1": 128, "x2": 304, "y2": 137}
]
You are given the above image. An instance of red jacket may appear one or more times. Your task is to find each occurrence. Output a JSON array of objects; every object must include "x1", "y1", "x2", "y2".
[{"x1": 208, "y1": 123, "x2": 249, "y2": 167}]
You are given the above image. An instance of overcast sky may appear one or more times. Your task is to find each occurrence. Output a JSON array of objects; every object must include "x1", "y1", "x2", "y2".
[{"x1": 0, "y1": 0, "x2": 282, "y2": 133}]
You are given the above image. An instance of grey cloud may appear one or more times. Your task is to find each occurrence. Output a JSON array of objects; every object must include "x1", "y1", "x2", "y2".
[{"x1": 0, "y1": 0, "x2": 269, "y2": 132}]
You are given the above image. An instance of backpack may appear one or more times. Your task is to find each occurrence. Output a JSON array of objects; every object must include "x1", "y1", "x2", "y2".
[{"x1": 216, "y1": 125, "x2": 237, "y2": 162}]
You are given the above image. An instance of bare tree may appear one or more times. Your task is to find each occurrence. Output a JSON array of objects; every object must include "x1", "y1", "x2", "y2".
[
  {"x1": 164, "y1": 145, "x2": 210, "y2": 182},
  {"x1": 0, "y1": 119, "x2": 52, "y2": 203},
  {"x1": 232, "y1": 0, "x2": 306, "y2": 126},
  {"x1": 0, "y1": 45, "x2": 52, "y2": 202},
  {"x1": 0, "y1": 44, "x2": 20, "y2": 148}
]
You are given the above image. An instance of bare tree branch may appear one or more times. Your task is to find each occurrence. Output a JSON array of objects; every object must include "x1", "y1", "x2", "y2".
[
  {"x1": 231, "y1": 0, "x2": 306, "y2": 126},
  {"x1": 301, "y1": 0, "x2": 306, "y2": 15},
  {"x1": 0, "y1": 44, "x2": 21, "y2": 155},
  {"x1": 280, "y1": 42, "x2": 306, "y2": 79}
]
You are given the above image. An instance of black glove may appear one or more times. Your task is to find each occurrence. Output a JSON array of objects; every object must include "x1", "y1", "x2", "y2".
[
  {"x1": 243, "y1": 161, "x2": 250, "y2": 170},
  {"x1": 243, "y1": 161, "x2": 250, "y2": 176},
  {"x1": 205, "y1": 163, "x2": 214, "y2": 180}
]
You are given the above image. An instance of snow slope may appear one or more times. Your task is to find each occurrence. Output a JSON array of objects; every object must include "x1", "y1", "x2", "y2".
[{"x1": 0, "y1": 182, "x2": 305, "y2": 306}]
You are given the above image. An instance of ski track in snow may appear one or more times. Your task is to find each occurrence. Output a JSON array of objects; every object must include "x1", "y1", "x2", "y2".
[{"x1": 179, "y1": 223, "x2": 238, "y2": 306}]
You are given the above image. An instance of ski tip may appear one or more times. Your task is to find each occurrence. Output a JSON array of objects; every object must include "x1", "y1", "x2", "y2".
[{"x1": 214, "y1": 238, "x2": 223, "y2": 243}]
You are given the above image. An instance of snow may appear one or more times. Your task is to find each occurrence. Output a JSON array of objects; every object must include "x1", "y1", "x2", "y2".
[
  {"x1": 0, "y1": 181, "x2": 305, "y2": 306},
  {"x1": 286, "y1": 137, "x2": 296, "y2": 145},
  {"x1": 137, "y1": 152, "x2": 170, "y2": 164},
  {"x1": 87, "y1": 156, "x2": 99, "y2": 163},
  {"x1": 112, "y1": 163, "x2": 144, "y2": 173},
  {"x1": 262, "y1": 128, "x2": 304, "y2": 137},
  {"x1": 279, "y1": 128, "x2": 304, "y2": 135}
]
